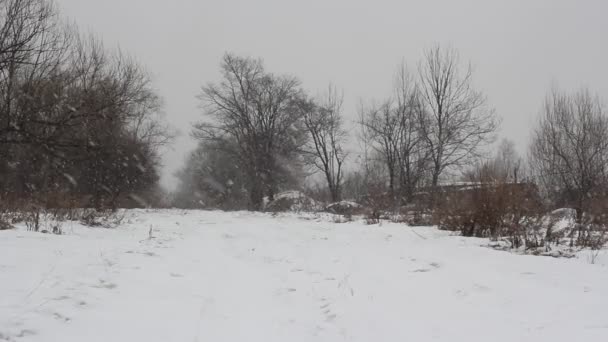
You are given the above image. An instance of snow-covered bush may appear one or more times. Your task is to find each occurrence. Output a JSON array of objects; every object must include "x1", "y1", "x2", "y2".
[
  {"x1": 80, "y1": 209, "x2": 126, "y2": 228},
  {"x1": 266, "y1": 191, "x2": 321, "y2": 212},
  {"x1": 0, "y1": 217, "x2": 12, "y2": 230},
  {"x1": 538, "y1": 208, "x2": 608, "y2": 249},
  {"x1": 325, "y1": 201, "x2": 364, "y2": 216},
  {"x1": 391, "y1": 211, "x2": 434, "y2": 227}
]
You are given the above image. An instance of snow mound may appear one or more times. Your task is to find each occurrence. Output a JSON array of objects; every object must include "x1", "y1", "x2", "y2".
[
  {"x1": 266, "y1": 191, "x2": 320, "y2": 212},
  {"x1": 550, "y1": 208, "x2": 577, "y2": 219},
  {"x1": 325, "y1": 201, "x2": 363, "y2": 215},
  {"x1": 544, "y1": 208, "x2": 577, "y2": 236}
]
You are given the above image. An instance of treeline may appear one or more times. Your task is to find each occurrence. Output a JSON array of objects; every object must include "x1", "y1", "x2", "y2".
[
  {"x1": 0, "y1": 0, "x2": 171, "y2": 211},
  {"x1": 175, "y1": 49, "x2": 608, "y2": 249},
  {"x1": 3, "y1": 1, "x2": 608, "y2": 248},
  {"x1": 174, "y1": 48, "x2": 498, "y2": 210}
]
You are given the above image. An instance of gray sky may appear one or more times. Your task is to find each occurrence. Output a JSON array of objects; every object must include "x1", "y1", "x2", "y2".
[{"x1": 59, "y1": 0, "x2": 608, "y2": 190}]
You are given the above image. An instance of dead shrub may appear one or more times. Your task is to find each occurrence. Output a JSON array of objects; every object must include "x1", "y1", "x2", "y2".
[
  {"x1": 364, "y1": 210, "x2": 381, "y2": 225},
  {"x1": 80, "y1": 209, "x2": 126, "y2": 228},
  {"x1": 435, "y1": 182, "x2": 543, "y2": 248}
]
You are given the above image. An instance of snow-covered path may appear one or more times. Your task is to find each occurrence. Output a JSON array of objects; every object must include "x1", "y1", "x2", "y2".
[{"x1": 2, "y1": 210, "x2": 608, "y2": 341}]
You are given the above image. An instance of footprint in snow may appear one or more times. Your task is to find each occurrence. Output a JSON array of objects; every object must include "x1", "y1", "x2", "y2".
[
  {"x1": 9, "y1": 329, "x2": 37, "y2": 339},
  {"x1": 52, "y1": 312, "x2": 71, "y2": 322},
  {"x1": 473, "y1": 283, "x2": 491, "y2": 292},
  {"x1": 411, "y1": 268, "x2": 431, "y2": 273},
  {"x1": 94, "y1": 279, "x2": 117, "y2": 290},
  {"x1": 275, "y1": 288, "x2": 297, "y2": 296},
  {"x1": 455, "y1": 284, "x2": 491, "y2": 297},
  {"x1": 318, "y1": 298, "x2": 338, "y2": 322},
  {"x1": 411, "y1": 262, "x2": 441, "y2": 273},
  {"x1": 454, "y1": 289, "x2": 467, "y2": 297}
]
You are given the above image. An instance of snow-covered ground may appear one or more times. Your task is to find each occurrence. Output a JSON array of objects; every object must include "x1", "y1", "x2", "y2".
[{"x1": 1, "y1": 210, "x2": 608, "y2": 342}]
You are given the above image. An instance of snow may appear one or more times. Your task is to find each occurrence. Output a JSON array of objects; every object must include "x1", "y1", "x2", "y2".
[
  {"x1": 273, "y1": 190, "x2": 308, "y2": 200},
  {"x1": 1, "y1": 210, "x2": 608, "y2": 341},
  {"x1": 325, "y1": 201, "x2": 363, "y2": 215},
  {"x1": 546, "y1": 208, "x2": 577, "y2": 235},
  {"x1": 326, "y1": 201, "x2": 362, "y2": 209}
]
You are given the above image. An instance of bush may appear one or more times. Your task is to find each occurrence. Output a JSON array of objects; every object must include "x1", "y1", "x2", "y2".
[
  {"x1": 435, "y1": 182, "x2": 543, "y2": 248},
  {"x1": 0, "y1": 217, "x2": 13, "y2": 230},
  {"x1": 80, "y1": 209, "x2": 126, "y2": 228},
  {"x1": 364, "y1": 211, "x2": 381, "y2": 225}
]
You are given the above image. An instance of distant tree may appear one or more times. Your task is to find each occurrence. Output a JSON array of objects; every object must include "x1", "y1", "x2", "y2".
[
  {"x1": 392, "y1": 63, "x2": 429, "y2": 200},
  {"x1": 173, "y1": 140, "x2": 249, "y2": 210},
  {"x1": 494, "y1": 139, "x2": 523, "y2": 183},
  {"x1": 358, "y1": 63, "x2": 428, "y2": 202},
  {"x1": 303, "y1": 85, "x2": 347, "y2": 202},
  {"x1": 464, "y1": 138, "x2": 523, "y2": 184},
  {"x1": 359, "y1": 101, "x2": 400, "y2": 197},
  {"x1": 417, "y1": 45, "x2": 498, "y2": 186},
  {"x1": 529, "y1": 87, "x2": 608, "y2": 223},
  {"x1": 195, "y1": 53, "x2": 308, "y2": 210}
]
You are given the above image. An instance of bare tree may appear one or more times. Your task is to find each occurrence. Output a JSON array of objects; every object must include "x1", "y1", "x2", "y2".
[
  {"x1": 0, "y1": 0, "x2": 71, "y2": 148},
  {"x1": 494, "y1": 139, "x2": 523, "y2": 183},
  {"x1": 194, "y1": 53, "x2": 308, "y2": 210},
  {"x1": 393, "y1": 63, "x2": 429, "y2": 200},
  {"x1": 529, "y1": 87, "x2": 608, "y2": 223},
  {"x1": 173, "y1": 139, "x2": 249, "y2": 210},
  {"x1": 359, "y1": 100, "x2": 400, "y2": 197},
  {"x1": 0, "y1": 1, "x2": 171, "y2": 209},
  {"x1": 303, "y1": 85, "x2": 347, "y2": 202},
  {"x1": 358, "y1": 63, "x2": 428, "y2": 202},
  {"x1": 417, "y1": 45, "x2": 498, "y2": 187},
  {"x1": 463, "y1": 138, "x2": 523, "y2": 184}
]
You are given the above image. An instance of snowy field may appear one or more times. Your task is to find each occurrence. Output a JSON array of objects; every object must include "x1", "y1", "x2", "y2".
[{"x1": 1, "y1": 210, "x2": 608, "y2": 342}]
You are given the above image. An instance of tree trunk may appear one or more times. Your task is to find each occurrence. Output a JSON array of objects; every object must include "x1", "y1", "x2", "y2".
[
  {"x1": 249, "y1": 181, "x2": 264, "y2": 211},
  {"x1": 431, "y1": 166, "x2": 440, "y2": 187},
  {"x1": 330, "y1": 186, "x2": 340, "y2": 203},
  {"x1": 388, "y1": 167, "x2": 395, "y2": 197}
]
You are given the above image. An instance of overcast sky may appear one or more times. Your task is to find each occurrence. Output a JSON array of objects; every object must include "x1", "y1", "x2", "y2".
[{"x1": 58, "y1": 0, "x2": 608, "y2": 190}]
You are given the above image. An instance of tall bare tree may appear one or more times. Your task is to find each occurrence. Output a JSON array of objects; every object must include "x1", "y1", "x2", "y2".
[
  {"x1": 195, "y1": 53, "x2": 307, "y2": 210},
  {"x1": 0, "y1": 1, "x2": 172, "y2": 208},
  {"x1": 359, "y1": 100, "x2": 400, "y2": 197},
  {"x1": 393, "y1": 63, "x2": 428, "y2": 200},
  {"x1": 303, "y1": 85, "x2": 347, "y2": 202},
  {"x1": 359, "y1": 63, "x2": 428, "y2": 202},
  {"x1": 417, "y1": 45, "x2": 498, "y2": 187},
  {"x1": 0, "y1": 0, "x2": 70, "y2": 148},
  {"x1": 529, "y1": 87, "x2": 608, "y2": 222}
]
